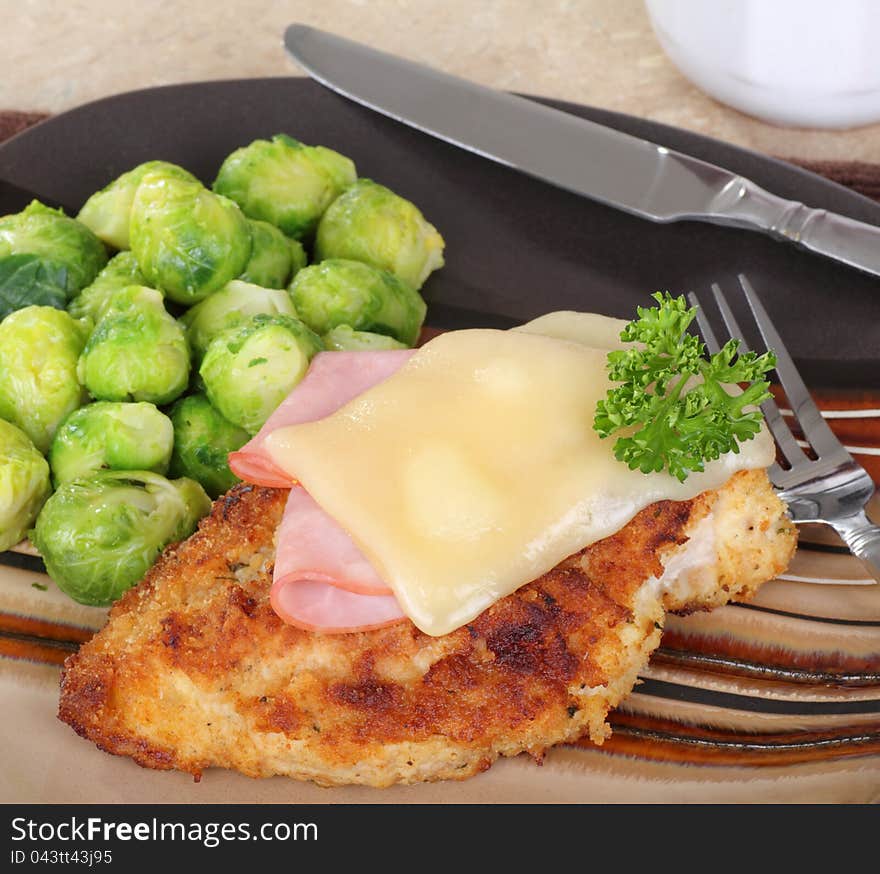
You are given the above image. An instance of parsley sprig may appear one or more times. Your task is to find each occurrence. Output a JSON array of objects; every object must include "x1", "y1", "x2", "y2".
[{"x1": 593, "y1": 292, "x2": 776, "y2": 482}]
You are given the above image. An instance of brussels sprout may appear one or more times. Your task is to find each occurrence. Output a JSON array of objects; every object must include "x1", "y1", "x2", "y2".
[
  {"x1": 77, "y1": 285, "x2": 190, "y2": 405},
  {"x1": 0, "y1": 200, "x2": 107, "y2": 305},
  {"x1": 0, "y1": 306, "x2": 89, "y2": 453},
  {"x1": 32, "y1": 470, "x2": 210, "y2": 606},
  {"x1": 77, "y1": 160, "x2": 199, "y2": 250},
  {"x1": 180, "y1": 279, "x2": 297, "y2": 364},
  {"x1": 0, "y1": 255, "x2": 68, "y2": 320},
  {"x1": 168, "y1": 393, "x2": 250, "y2": 498},
  {"x1": 289, "y1": 258, "x2": 426, "y2": 346},
  {"x1": 0, "y1": 419, "x2": 51, "y2": 551},
  {"x1": 200, "y1": 314, "x2": 323, "y2": 434},
  {"x1": 130, "y1": 172, "x2": 252, "y2": 305},
  {"x1": 314, "y1": 179, "x2": 444, "y2": 290},
  {"x1": 49, "y1": 401, "x2": 174, "y2": 486},
  {"x1": 322, "y1": 324, "x2": 408, "y2": 351},
  {"x1": 239, "y1": 219, "x2": 293, "y2": 288},
  {"x1": 213, "y1": 134, "x2": 355, "y2": 239},
  {"x1": 67, "y1": 251, "x2": 147, "y2": 323},
  {"x1": 307, "y1": 145, "x2": 359, "y2": 192},
  {"x1": 289, "y1": 237, "x2": 307, "y2": 278}
]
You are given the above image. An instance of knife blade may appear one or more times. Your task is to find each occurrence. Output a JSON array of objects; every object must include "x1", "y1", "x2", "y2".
[{"x1": 284, "y1": 23, "x2": 880, "y2": 280}]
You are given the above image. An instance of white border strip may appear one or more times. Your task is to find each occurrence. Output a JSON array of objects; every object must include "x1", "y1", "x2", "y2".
[
  {"x1": 781, "y1": 407, "x2": 880, "y2": 420},
  {"x1": 794, "y1": 438, "x2": 880, "y2": 457}
]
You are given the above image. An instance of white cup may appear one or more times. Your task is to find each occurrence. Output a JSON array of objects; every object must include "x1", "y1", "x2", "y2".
[{"x1": 645, "y1": 0, "x2": 880, "y2": 128}]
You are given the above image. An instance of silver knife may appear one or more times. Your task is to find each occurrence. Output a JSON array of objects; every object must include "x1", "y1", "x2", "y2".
[{"x1": 285, "y1": 23, "x2": 880, "y2": 279}]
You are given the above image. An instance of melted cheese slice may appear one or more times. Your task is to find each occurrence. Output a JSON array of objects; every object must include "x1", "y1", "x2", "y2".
[
  {"x1": 514, "y1": 310, "x2": 630, "y2": 348},
  {"x1": 265, "y1": 313, "x2": 774, "y2": 636}
]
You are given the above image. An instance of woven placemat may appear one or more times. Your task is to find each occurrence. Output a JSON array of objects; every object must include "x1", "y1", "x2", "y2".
[
  {"x1": 0, "y1": 111, "x2": 49, "y2": 143},
  {"x1": 789, "y1": 157, "x2": 880, "y2": 203}
]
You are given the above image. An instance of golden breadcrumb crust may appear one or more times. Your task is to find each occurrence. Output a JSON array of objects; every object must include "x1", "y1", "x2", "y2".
[{"x1": 58, "y1": 469, "x2": 795, "y2": 786}]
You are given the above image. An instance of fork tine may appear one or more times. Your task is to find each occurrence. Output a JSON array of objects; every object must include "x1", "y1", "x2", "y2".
[
  {"x1": 709, "y1": 283, "x2": 752, "y2": 353},
  {"x1": 710, "y1": 282, "x2": 807, "y2": 468},
  {"x1": 737, "y1": 275, "x2": 850, "y2": 462},
  {"x1": 686, "y1": 292, "x2": 721, "y2": 354}
]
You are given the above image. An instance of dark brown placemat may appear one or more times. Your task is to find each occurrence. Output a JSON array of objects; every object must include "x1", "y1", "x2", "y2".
[
  {"x1": 786, "y1": 158, "x2": 880, "y2": 203},
  {"x1": 0, "y1": 111, "x2": 49, "y2": 143}
]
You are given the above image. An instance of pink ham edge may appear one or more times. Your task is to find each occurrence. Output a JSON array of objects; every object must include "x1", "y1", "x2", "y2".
[
  {"x1": 275, "y1": 486, "x2": 393, "y2": 596},
  {"x1": 271, "y1": 577, "x2": 405, "y2": 634},
  {"x1": 271, "y1": 486, "x2": 406, "y2": 633},
  {"x1": 229, "y1": 349, "x2": 415, "y2": 488}
]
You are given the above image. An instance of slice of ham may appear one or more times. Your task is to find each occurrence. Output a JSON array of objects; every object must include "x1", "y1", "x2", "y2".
[
  {"x1": 271, "y1": 487, "x2": 406, "y2": 633},
  {"x1": 275, "y1": 487, "x2": 393, "y2": 596},
  {"x1": 229, "y1": 349, "x2": 415, "y2": 488},
  {"x1": 271, "y1": 577, "x2": 405, "y2": 634}
]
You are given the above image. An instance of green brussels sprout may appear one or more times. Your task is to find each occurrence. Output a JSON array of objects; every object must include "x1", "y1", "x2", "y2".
[
  {"x1": 213, "y1": 134, "x2": 356, "y2": 239},
  {"x1": 306, "y1": 145, "x2": 359, "y2": 192},
  {"x1": 322, "y1": 324, "x2": 408, "y2": 351},
  {"x1": 200, "y1": 313, "x2": 323, "y2": 434},
  {"x1": 49, "y1": 401, "x2": 174, "y2": 486},
  {"x1": 77, "y1": 285, "x2": 190, "y2": 405},
  {"x1": 239, "y1": 219, "x2": 293, "y2": 288},
  {"x1": 180, "y1": 279, "x2": 297, "y2": 364},
  {"x1": 314, "y1": 179, "x2": 444, "y2": 290},
  {"x1": 0, "y1": 306, "x2": 89, "y2": 453},
  {"x1": 76, "y1": 160, "x2": 199, "y2": 250},
  {"x1": 67, "y1": 251, "x2": 147, "y2": 323},
  {"x1": 0, "y1": 255, "x2": 68, "y2": 320},
  {"x1": 32, "y1": 470, "x2": 210, "y2": 606},
  {"x1": 0, "y1": 418, "x2": 51, "y2": 551},
  {"x1": 168, "y1": 393, "x2": 250, "y2": 498},
  {"x1": 130, "y1": 172, "x2": 252, "y2": 305},
  {"x1": 289, "y1": 258, "x2": 426, "y2": 346},
  {"x1": 0, "y1": 200, "x2": 107, "y2": 306},
  {"x1": 289, "y1": 237, "x2": 307, "y2": 278}
]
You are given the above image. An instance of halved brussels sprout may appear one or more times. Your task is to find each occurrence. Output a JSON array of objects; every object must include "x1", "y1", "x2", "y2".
[
  {"x1": 200, "y1": 313, "x2": 323, "y2": 434},
  {"x1": 49, "y1": 401, "x2": 174, "y2": 486},
  {"x1": 314, "y1": 179, "x2": 444, "y2": 290},
  {"x1": 239, "y1": 219, "x2": 294, "y2": 289},
  {"x1": 0, "y1": 306, "x2": 89, "y2": 453},
  {"x1": 77, "y1": 285, "x2": 190, "y2": 405},
  {"x1": 77, "y1": 160, "x2": 199, "y2": 250},
  {"x1": 168, "y1": 393, "x2": 250, "y2": 498},
  {"x1": 289, "y1": 258, "x2": 426, "y2": 346},
  {"x1": 0, "y1": 200, "x2": 107, "y2": 304},
  {"x1": 213, "y1": 134, "x2": 356, "y2": 239},
  {"x1": 180, "y1": 279, "x2": 297, "y2": 364},
  {"x1": 0, "y1": 418, "x2": 51, "y2": 551},
  {"x1": 32, "y1": 470, "x2": 210, "y2": 606},
  {"x1": 130, "y1": 173, "x2": 252, "y2": 305},
  {"x1": 322, "y1": 324, "x2": 408, "y2": 351},
  {"x1": 67, "y1": 251, "x2": 147, "y2": 323}
]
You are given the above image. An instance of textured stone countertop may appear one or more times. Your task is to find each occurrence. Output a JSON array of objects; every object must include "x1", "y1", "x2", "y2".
[{"x1": 3, "y1": 0, "x2": 879, "y2": 162}]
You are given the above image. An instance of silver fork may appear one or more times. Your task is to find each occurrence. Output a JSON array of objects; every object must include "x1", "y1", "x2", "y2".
[{"x1": 687, "y1": 274, "x2": 880, "y2": 584}]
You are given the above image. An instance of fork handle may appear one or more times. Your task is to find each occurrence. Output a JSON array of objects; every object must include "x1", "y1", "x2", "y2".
[{"x1": 831, "y1": 511, "x2": 880, "y2": 584}]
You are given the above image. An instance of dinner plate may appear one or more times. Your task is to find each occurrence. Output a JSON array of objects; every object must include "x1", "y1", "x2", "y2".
[
  {"x1": 0, "y1": 79, "x2": 878, "y2": 803},
  {"x1": 3, "y1": 79, "x2": 880, "y2": 387}
]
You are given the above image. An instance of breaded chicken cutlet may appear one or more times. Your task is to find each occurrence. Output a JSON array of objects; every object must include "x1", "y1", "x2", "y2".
[{"x1": 59, "y1": 469, "x2": 795, "y2": 787}]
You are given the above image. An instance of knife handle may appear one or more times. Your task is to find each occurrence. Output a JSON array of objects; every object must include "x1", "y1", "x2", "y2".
[
  {"x1": 715, "y1": 178, "x2": 880, "y2": 278},
  {"x1": 797, "y1": 209, "x2": 880, "y2": 278}
]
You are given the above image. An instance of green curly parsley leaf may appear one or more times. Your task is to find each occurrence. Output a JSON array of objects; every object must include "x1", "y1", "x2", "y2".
[{"x1": 593, "y1": 292, "x2": 776, "y2": 482}]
